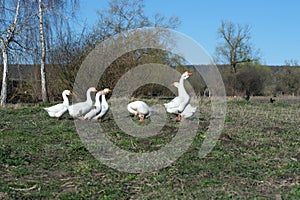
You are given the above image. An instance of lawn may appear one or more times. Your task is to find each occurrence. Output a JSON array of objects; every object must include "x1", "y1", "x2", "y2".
[{"x1": 0, "y1": 98, "x2": 299, "y2": 199}]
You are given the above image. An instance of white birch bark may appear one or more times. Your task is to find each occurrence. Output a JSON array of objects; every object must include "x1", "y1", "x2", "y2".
[
  {"x1": 38, "y1": 0, "x2": 48, "y2": 102},
  {"x1": 0, "y1": 0, "x2": 21, "y2": 106},
  {"x1": 1, "y1": 47, "x2": 8, "y2": 106}
]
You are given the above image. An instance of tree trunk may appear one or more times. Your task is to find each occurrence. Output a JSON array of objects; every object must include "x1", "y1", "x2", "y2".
[
  {"x1": 0, "y1": 0, "x2": 21, "y2": 106},
  {"x1": 38, "y1": 0, "x2": 48, "y2": 102},
  {"x1": 1, "y1": 48, "x2": 8, "y2": 106}
]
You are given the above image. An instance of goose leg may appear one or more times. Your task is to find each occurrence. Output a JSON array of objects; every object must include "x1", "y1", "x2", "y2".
[
  {"x1": 176, "y1": 112, "x2": 181, "y2": 122},
  {"x1": 78, "y1": 116, "x2": 85, "y2": 120}
]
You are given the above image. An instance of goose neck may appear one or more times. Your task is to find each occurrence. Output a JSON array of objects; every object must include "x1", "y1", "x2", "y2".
[
  {"x1": 101, "y1": 94, "x2": 107, "y2": 104},
  {"x1": 62, "y1": 92, "x2": 69, "y2": 106},
  {"x1": 86, "y1": 89, "x2": 93, "y2": 103}
]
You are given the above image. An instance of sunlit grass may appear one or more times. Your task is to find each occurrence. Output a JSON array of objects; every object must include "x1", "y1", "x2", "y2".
[{"x1": 0, "y1": 99, "x2": 299, "y2": 199}]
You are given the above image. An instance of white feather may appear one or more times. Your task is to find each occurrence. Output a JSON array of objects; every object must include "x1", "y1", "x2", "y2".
[
  {"x1": 92, "y1": 88, "x2": 111, "y2": 121},
  {"x1": 164, "y1": 72, "x2": 191, "y2": 115},
  {"x1": 127, "y1": 100, "x2": 154, "y2": 119},
  {"x1": 68, "y1": 87, "x2": 97, "y2": 118},
  {"x1": 44, "y1": 90, "x2": 72, "y2": 118}
]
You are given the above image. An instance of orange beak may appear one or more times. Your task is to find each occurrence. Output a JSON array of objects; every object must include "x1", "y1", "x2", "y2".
[{"x1": 187, "y1": 72, "x2": 192, "y2": 76}]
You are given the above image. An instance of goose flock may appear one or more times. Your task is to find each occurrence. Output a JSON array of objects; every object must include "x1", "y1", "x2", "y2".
[{"x1": 44, "y1": 71, "x2": 197, "y2": 122}]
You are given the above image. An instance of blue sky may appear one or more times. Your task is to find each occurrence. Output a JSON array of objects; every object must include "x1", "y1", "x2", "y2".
[{"x1": 77, "y1": 0, "x2": 300, "y2": 66}]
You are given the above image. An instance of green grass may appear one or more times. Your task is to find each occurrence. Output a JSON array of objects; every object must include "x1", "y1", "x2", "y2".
[{"x1": 0, "y1": 99, "x2": 299, "y2": 199}]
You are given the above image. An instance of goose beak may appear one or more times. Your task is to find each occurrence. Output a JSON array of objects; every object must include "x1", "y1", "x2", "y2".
[
  {"x1": 69, "y1": 91, "x2": 73, "y2": 95},
  {"x1": 187, "y1": 72, "x2": 192, "y2": 76}
]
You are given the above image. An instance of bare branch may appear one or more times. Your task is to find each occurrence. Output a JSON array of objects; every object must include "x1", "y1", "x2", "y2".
[{"x1": 215, "y1": 20, "x2": 260, "y2": 73}]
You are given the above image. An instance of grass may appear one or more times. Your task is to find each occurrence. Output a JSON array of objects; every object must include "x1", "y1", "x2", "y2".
[{"x1": 0, "y1": 99, "x2": 299, "y2": 199}]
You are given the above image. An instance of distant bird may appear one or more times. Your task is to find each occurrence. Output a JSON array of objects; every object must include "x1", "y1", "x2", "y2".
[
  {"x1": 68, "y1": 87, "x2": 97, "y2": 118},
  {"x1": 44, "y1": 90, "x2": 72, "y2": 119},
  {"x1": 270, "y1": 98, "x2": 276, "y2": 103},
  {"x1": 244, "y1": 94, "x2": 250, "y2": 101},
  {"x1": 92, "y1": 88, "x2": 112, "y2": 122},
  {"x1": 127, "y1": 100, "x2": 154, "y2": 122}
]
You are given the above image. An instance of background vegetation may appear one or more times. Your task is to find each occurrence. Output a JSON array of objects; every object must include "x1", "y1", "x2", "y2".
[{"x1": 0, "y1": 0, "x2": 299, "y2": 104}]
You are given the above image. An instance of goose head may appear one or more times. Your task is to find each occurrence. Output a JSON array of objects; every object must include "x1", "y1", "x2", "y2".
[
  {"x1": 101, "y1": 88, "x2": 112, "y2": 95},
  {"x1": 181, "y1": 71, "x2": 192, "y2": 80},
  {"x1": 85, "y1": 87, "x2": 97, "y2": 102},
  {"x1": 62, "y1": 90, "x2": 73, "y2": 96},
  {"x1": 88, "y1": 87, "x2": 98, "y2": 93}
]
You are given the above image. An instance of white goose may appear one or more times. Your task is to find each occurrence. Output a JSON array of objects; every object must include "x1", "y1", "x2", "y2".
[
  {"x1": 68, "y1": 87, "x2": 97, "y2": 118},
  {"x1": 83, "y1": 90, "x2": 102, "y2": 120},
  {"x1": 92, "y1": 88, "x2": 112, "y2": 122},
  {"x1": 84, "y1": 88, "x2": 111, "y2": 120},
  {"x1": 127, "y1": 100, "x2": 154, "y2": 122},
  {"x1": 164, "y1": 71, "x2": 192, "y2": 121},
  {"x1": 44, "y1": 90, "x2": 72, "y2": 119},
  {"x1": 172, "y1": 82, "x2": 197, "y2": 119}
]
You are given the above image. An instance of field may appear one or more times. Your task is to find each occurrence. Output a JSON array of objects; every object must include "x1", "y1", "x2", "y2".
[{"x1": 0, "y1": 97, "x2": 299, "y2": 199}]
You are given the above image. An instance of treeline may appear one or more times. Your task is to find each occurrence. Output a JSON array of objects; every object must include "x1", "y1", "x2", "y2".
[
  {"x1": 2, "y1": 61, "x2": 300, "y2": 103},
  {"x1": 218, "y1": 64, "x2": 300, "y2": 97}
]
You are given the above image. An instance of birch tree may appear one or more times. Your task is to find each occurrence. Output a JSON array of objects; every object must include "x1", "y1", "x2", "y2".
[
  {"x1": 38, "y1": 0, "x2": 48, "y2": 102},
  {"x1": 0, "y1": 0, "x2": 21, "y2": 106},
  {"x1": 34, "y1": 0, "x2": 79, "y2": 102}
]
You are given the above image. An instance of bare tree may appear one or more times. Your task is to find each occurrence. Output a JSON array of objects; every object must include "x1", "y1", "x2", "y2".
[
  {"x1": 38, "y1": 0, "x2": 48, "y2": 102},
  {"x1": 94, "y1": 0, "x2": 180, "y2": 43},
  {"x1": 36, "y1": 0, "x2": 79, "y2": 102},
  {"x1": 0, "y1": 0, "x2": 21, "y2": 106},
  {"x1": 0, "y1": 0, "x2": 80, "y2": 105},
  {"x1": 91, "y1": 0, "x2": 181, "y2": 92},
  {"x1": 284, "y1": 59, "x2": 299, "y2": 66},
  {"x1": 215, "y1": 20, "x2": 260, "y2": 73},
  {"x1": 47, "y1": 0, "x2": 181, "y2": 97}
]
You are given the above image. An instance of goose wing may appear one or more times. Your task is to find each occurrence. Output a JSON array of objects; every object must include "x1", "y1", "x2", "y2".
[
  {"x1": 92, "y1": 104, "x2": 109, "y2": 120},
  {"x1": 54, "y1": 106, "x2": 69, "y2": 118},
  {"x1": 84, "y1": 106, "x2": 101, "y2": 120},
  {"x1": 68, "y1": 101, "x2": 93, "y2": 117},
  {"x1": 181, "y1": 104, "x2": 197, "y2": 118},
  {"x1": 44, "y1": 103, "x2": 65, "y2": 117}
]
